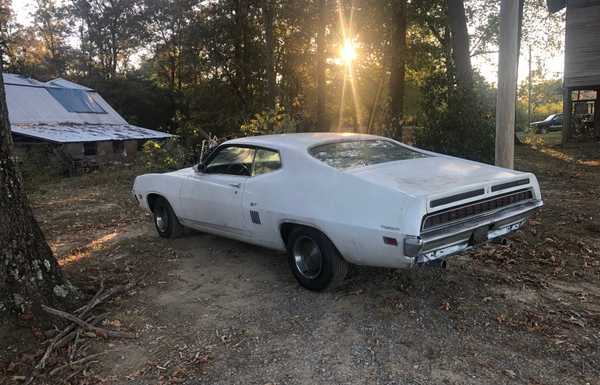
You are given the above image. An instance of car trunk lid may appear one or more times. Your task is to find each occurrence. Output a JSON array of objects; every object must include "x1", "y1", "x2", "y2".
[{"x1": 346, "y1": 156, "x2": 531, "y2": 213}]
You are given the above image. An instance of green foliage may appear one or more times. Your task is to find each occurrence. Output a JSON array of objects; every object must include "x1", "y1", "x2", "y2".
[
  {"x1": 2, "y1": 0, "x2": 568, "y2": 161},
  {"x1": 142, "y1": 139, "x2": 187, "y2": 172},
  {"x1": 16, "y1": 144, "x2": 68, "y2": 184},
  {"x1": 415, "y1": 73, "x2": 495, "y2": 164},
  {"x1": 240, "y1": 105, "x2": 298, "y2": 136},
  {"x1": 83, "y1": 75, "x2": 176, "y2": 132},
  {"x1": 516, "y1": 76, "x2": 563, "y2": 131}
]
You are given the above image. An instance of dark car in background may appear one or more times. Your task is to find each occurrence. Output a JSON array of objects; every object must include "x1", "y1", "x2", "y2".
[{"x1": 530, "y1": 113, "x2": 563, "y2": 134}]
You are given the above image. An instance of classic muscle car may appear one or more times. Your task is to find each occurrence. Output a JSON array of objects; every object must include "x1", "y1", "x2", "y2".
[{"x1": 132, "y1": 133, "x2": 543, "y2": 291}]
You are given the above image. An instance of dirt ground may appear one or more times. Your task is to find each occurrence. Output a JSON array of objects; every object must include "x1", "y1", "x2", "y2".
[{"x1": 1, "y1": 141, "x2": 600, "y2": 385}]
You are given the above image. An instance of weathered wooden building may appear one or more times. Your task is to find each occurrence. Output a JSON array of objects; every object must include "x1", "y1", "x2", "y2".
[
  {"x1": 549, "y1": 0, "x2": 600, "y2": 142},
  {"x1": 3, "y1": 73, "x2": 171, "y2": 167}
]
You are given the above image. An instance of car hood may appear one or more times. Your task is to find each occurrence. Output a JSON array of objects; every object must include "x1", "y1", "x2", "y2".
[
  {"x1": 165, "y1": 166, "x2": 197, "y2": 177},
  {"x1": 345, "y1": 156, "x2": 523, "y2": 198}
]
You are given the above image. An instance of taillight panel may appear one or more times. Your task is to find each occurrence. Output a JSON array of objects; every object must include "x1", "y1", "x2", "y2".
[{"x1": 422, "y1": 189, "x2": 534, "y2": 231}]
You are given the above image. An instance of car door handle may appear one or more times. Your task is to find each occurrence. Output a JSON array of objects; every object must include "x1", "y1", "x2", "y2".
[{"x1": 229, "y1": 183, "x2": 241, "y2": 189}]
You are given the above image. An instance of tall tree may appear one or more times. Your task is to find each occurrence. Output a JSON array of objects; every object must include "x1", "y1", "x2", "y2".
[
  {"x1": 144, "y1": 0, "x2": 198, "y2": 91},
  {"x1": 263, "y1": 0, "x2": 277, "y2": 109},
  {"x1": 0, "y1": 68, "x2": 75, "y2": 319},
  {"x1": 71, "y1": 0, "x2": 145, "y2": 78},
  {"x1": 234, "y1": 0, "x2": 250, "y2": 103},
  {"x1": 33, "y1": 0, "x2": 70, "y2": 77},
  {"x1": 0, "y1": 0, "x2": 10, "y2": 34},
  {"x1": 447, "y1": 0, "x2": 472, "y2": 89},
  {"x1": 315, "y1": 0, "x2": 328, "y2": 131},
  {"x1": 389, "y1": 0, "x2": 407, "y2": 139},
  {"x1": 0, "y1": 0, "x2": 14, "y2": 65}
]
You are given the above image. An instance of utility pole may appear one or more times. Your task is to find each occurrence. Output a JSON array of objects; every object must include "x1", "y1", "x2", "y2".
[
  {"x1": 495, "y1": 0, "x2": 521, "y2": 169},
  {"x1": 528, "y1": 45, "x2": 532, "y2": 126}
]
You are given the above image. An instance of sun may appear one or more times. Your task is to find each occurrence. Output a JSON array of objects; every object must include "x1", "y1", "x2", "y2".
[{"x1": 340, "y1": 39, "x2": 357, "y2": 64}]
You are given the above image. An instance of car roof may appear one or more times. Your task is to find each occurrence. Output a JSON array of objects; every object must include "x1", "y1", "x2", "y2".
[{"x1": 225, "y1": 132, "x2": 383, "y2": 152}]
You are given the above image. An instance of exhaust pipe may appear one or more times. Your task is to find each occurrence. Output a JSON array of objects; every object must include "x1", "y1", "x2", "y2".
[{"x1": 491, "y1": 237, "x2": 509, "y2": 246}]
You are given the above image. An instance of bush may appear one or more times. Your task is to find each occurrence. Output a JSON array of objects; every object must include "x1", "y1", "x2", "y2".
[
  {"x1": 142, "y1": 138, "x2": 188, "y2": 172},
  {"x1": 17, "y1": 143, "x2": 70, "y2": 187},
  {"x1": 240, "y1": 104, "x2": 298, "y2": 136},
  {"x1": 415, "y1": 74, "x2": 496, "y2": 164}
]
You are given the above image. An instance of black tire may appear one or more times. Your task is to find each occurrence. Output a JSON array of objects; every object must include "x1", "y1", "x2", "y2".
[
  {"x1": 286, "y1": 226, "x2": 349, "y2": 291},
  {"x1": 152, "y1": 197, "x2": 184, "y2": 238}
]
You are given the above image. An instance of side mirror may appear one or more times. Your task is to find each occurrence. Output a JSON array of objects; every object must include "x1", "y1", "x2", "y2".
[{"x1": 196, "y1": 163, "x2": 206, "y2": 173}]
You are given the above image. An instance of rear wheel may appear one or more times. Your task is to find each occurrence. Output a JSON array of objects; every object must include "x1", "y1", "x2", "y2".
[
  {"x1": 286, "y1": 226, "x2": 348, "y2": 291},
  {"x1": 152, "y1": 197, "x2": 184, "y2": 238}
]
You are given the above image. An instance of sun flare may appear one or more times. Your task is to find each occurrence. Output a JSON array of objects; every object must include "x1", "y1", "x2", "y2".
[{"x1": 340, "y1": 40, "x2": 357, "y2": 64}]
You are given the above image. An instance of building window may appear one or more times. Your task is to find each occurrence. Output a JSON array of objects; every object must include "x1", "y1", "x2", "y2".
[
  {"x1": 83, "y1": 142, "x2": 97, "y2": 156},
  {"x1": 46, "y1": 88, "x2": 107, "y2": 114},
  {"x1": 571, "y1": 90, "x2": 597, "y2": 101},
  {"x1": 113, "y1": 141, "x2": 125, "y2": 154}
]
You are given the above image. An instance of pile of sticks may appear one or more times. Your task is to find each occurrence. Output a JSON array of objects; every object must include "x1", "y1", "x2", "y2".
[{"x1": 25, "y1": 282, "x2": 137, "y2": 384}]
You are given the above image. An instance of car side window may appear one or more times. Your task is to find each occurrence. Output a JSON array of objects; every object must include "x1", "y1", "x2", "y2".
[
  {"x1": 205, "y1": 146, "x2": 255, "y2": 176},
  {"x1": 253, "y1": 149, "x2": 281, "y2": 176}
]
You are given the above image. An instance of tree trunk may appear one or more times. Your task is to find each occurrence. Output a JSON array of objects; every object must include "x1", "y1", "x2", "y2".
[
  {"x1": 389, "y1": 0, "x2": 407, "y2": 140},
  {"x1": 315, "y1": 0, "x2": 327, "y2": 131},
  {"x1": 0, "y1": 68, "x2": 74, "y2": 319},
  {"x1": 495, "y1": 0, "x2": 520, "y2": 168},
  {"x1": 234, "y1": 0, "x2": 249, "y2": 106},
  {"x1": 447, "y1": 0, "x2": 472, "y2": 89},
  {"x1": 263, "y1": 0, "x2": 277, "y2": 110}
]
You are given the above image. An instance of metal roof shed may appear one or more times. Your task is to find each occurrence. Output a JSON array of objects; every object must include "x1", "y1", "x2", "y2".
[{"x1": 4, "y1": 73, "x2": 173, "y2": 165}]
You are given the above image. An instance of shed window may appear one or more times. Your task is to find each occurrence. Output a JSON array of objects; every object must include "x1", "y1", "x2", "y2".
[
  {"x1": 83, "y1": 142, "x2": 97, "y2": 156},
  {"x1": 46, "y1": 88, "x2": 106, "y2": 114},
  {"x1": 113, "y1": 141, "x2": 124, "y2": 154}
]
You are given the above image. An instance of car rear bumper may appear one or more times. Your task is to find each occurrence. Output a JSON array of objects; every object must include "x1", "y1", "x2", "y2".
[{"x1": 404, "y1": 200, "x2": 543, "y2": 263}]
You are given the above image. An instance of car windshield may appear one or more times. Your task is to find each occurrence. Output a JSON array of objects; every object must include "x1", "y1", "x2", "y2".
[{"x1": 309, "y1": 139, "x2": 429, "y2": 170}]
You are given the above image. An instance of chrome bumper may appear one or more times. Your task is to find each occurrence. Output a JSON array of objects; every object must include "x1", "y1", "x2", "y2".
[{"x1": 404, "y1": 200, "x2": 543, "y2": 263}]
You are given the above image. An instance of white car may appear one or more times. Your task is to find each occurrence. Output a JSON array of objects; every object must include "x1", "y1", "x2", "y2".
[{"x1": 132, "y1": 133, "x2": 543, "y2": 291}]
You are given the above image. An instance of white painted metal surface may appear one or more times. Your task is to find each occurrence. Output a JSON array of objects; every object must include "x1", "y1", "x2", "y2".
[
  {"x1": 133, "y1": 133, "x2": 543, "y2": 269},
  {"x1": 44, "y1": 78, "x2": 93, "y2": 91},
  {"x1": 11, "y1": 123, "x2": 172, "y2": 143}
]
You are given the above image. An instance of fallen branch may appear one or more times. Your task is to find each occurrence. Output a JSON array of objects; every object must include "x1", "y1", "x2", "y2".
[
  {"x1": 49, "y1": 351, "x2": 109, "y2": 376},
  {"x1": 26, "y1": 282, "x2": 137, "y2": 385},
  {"x1": 73, "y1": 281, "x2": 135, "y2": 316},
  {"x1": 36, "y1": 312, "x2": 107, "y2": 371},
  {"x1": 42, "y1": 305, "x2": 136, "y2": 339},
  {"x1": 55, "y1": 313, "x2": 108, "y2": 351}
]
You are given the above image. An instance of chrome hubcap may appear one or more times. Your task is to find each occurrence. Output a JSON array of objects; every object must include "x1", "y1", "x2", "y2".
[
  {"x1": 155, "y1": 207, "x2": 168, "y2": 232},
  {"x1": 293, "y1": 236, "x2": 323, "y2": 279}
]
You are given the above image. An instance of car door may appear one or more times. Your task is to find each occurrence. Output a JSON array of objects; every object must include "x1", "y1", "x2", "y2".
[
  {"x1": 242, "y1": 147, "x2": 284, "y2": 248},
  {"x1": 179, "y1": 145, "x2": 255, "y2": 237}
]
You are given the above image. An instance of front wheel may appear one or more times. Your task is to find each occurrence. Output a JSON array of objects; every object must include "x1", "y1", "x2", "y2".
[
  {"x1": 152, "y1": 197, "x2": 184, "y2": 238},
  {"x1": 287, "y1": 227, "x2": 349, "y2": 291}
]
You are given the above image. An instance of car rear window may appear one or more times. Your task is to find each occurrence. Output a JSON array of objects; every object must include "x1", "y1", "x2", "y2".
[{"x1": 309, "y1": 139, "x2": 428, "y2": 170}]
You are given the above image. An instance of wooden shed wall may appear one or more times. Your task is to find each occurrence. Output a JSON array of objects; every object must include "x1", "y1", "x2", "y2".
[{"x1": 564, "y1": 0, "x2": 600, "y2": 88}]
